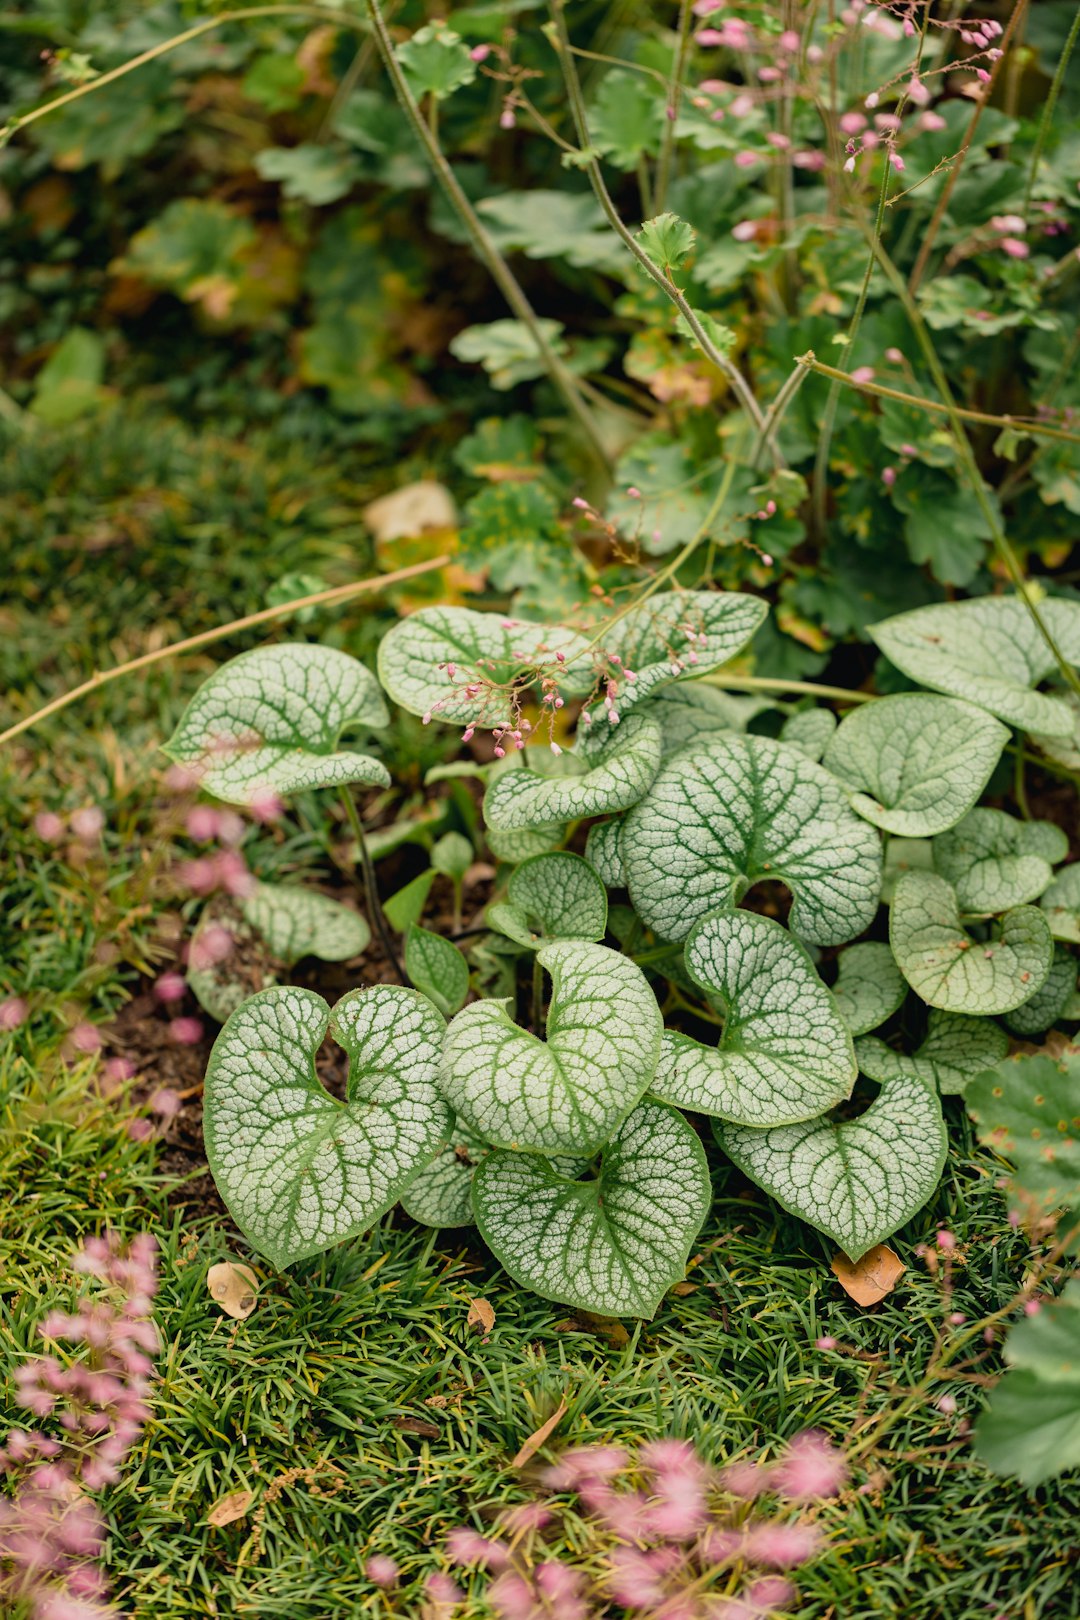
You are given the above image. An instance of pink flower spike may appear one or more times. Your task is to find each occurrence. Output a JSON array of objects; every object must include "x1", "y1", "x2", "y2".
[
  {"x1": 772, "y1": 1431, "x2": 847, "y2": 1501},
  {"x1": 153, "y1": 973, "x2": 186, "y2": 1005},
  {"x1": 743, "y1": 1520, "x2": 822, "y2": 1568},
  {"x1": 34, "y1": 810, "x2": 66, "y2": 842},
  {"x1": 1, "y1": 995, "x2": 29, "y2": 1031},
  {"x1": 168, "y1": 1016, "x2": 203, "y2": 1046},
  {"x1": 937, "y1": 1229, "x2": 956, "y2": 1251},
  {"x1": 366, "y1": 1554, "x2": 400, "y2": 1588},
  {"x1": 815, "y1": 1335, "x2": 838, "y2": 1351}
]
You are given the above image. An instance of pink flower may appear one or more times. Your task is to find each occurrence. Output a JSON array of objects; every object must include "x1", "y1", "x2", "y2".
[
  {"x1": 840, "y1": 111, "x2": 867, "y2": 134},
  {"x1": 719, "y1": 1458, "x2": 774, "y2": 1499},
  {"x1": 735, "y1": 150, "x2": 759, "y2": 168},
  {"x1": 445, "y1": 1528, "x2": 511, "y2": 1570},
  {"x1": 34, "y1": 811, "x2": 66, "y2": 843},
  {"x1": 425, "y1": 1571, "x2": 464, "y2": 1604},
  {"x1": 365, "y1": 1554, "x2": 400, "y2": 1588},
  {"x1": 185, "y1": 806, "x2": 219, "y2": 841},
  {"x1": 153, "y1": 973, "x2": 186, "y2": 1004},
  {"x1": 541, "y1": 1445, "x2": 628, "y2": 1490},
  {"x1": 70, "y1": 1023, "x2": 102, "y2": 1055},
  {"x1": 850, "y1": 366, "x2": 875, "y2": 385},
  {"x1": 70, "y1": 808, "x2": 104, "y2": 841},
  {"x1": 1000, "y1": 237, "x2": 1029, "y2": 259},
  {"x1": 149, "y1": 1088, "x2": 181, "y2": 1119},
  {"x1": 882, "y1": 466, "x2": 897, "y2": 488},
  {"x1": 470, "y1": 43, "x2": 491, "y2": 61},
  {"x1": 936, "y1": 1395, "x2": 957, "y2": 1415},
  {"x1": 815, "y1": 1335, "x2": 838, "y2": 1351},
  {"x1": 772, "y1": 1432, "x2": 847, "y2": 1502},
  {"x1": 936, "y1": 1229, "x2": 955, "y2": 1251},
  {"x1": 919, "y1": 110, "x2": 947, "y2": 131},
  {"x1": 742, "y1": 1521, "x2": 822, "y2": 1568},
  {"x1": 168, "y1": 1017, "x2": 203, "y2": 1046},
  {"x1": 732, "y1": 220, "x2": 758, "y2": 242},
  {"x1": 0, "y1": 995, "x2": 29, "y2": 1031}
]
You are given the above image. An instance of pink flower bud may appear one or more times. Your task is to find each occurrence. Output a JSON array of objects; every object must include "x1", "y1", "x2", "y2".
[
  {"x1": 153, "y1": 973, "x2": 186, "y2": 1004},
  {"x1": 0, "y1": 995, "x2": 29, "y2": 1031},
  {"x1": 936, "y1": 1229, "x2": 955, "y2": 1251},
  {"x1": 936, "y1": 1394, "x2": 957, "y2": 1415},
  {"x1": 1000, "y1": 237, "x2": 1029, "y2": 259},
  {"x1": 71, "y1": 1022, "x2": 102, "y2": 1054},
  {"x1": 889, "y1": 152, "x2": 905, "y2": 172},
  {"x1": 34, "y1": 811, "x2": 66, "y2": 842},
  {"x1": 851, "y1": 366, "x2": 875, "y2": 385},
  {"x1": 1024, "y1": 1298, "x2": 1041, "y2": 1316},
  {"x1": 735, "y1": 150, "x2": 759, "y2": 168},
  {"x1": 885, "y1": 346, "x2": 904, "y2": 363},
  {"x1": 150, "y1": 1088, "x2": 181, "y2": 1119},
  {"x1": 815, "y1": 1336, "x2": 838, "y2": 1350},
  {"x1": 168, "y1": 1017, "x2": 203, "y2": 1046},
  {"x1": 882, "y1": 467, "x2": 896, "y2": 488},
  {"x1": 493, "y1": 746, "x2": 505, "y2": 758},
  {"x1": 499, "y1": 107, "x2": 515, "y2": 130},
  {"x1": 185, "y1": 806, "x2": 219, "y2": 841},
  {"x1": 469, "y1": 43, "x2": 490, "y2": 61},
  {"x1": 71, "y1": 807, "x2": 104, "y2": 840}
]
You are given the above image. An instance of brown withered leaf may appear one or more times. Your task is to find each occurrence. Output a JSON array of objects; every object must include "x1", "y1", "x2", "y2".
[
  {"x1": 831, "y1": 1245, "x2": 905, "y2": 1307},
  {"x1": 466, "y1": 1297, "x2": 495, "y2": 1333},
  {"x1": 511, "y1": 1394, "x2": 569, "y2": 1469},
  {"x1": 206, "y1": 1261, "x2": 259, "y2": 1320},
  {"x1": 363, "y1": 480, "x2": 456, "y2": 543},
  {"x1": 206, "y1": 1488, "x2": 254, "y2": 1528},
  {"x1": 393, "y1": 1415, "x2": 441, "y2": 1439}
]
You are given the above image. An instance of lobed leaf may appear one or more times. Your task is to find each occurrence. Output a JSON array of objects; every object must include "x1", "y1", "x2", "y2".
[
  {"x1": 822, "y1": 694, "x2": 1008, "y2": 837},
  {"x1": 933, "y1": 809, "x2": 1067, "y2": 913},
  {"x1": 966, "y1": 1051, "x2": 1080, "y2": 1249},
  {"x1": 440, "y1": 940, "x2": 662, "y2": 1156},
  {"x1": 203, "y1": 985, "x2": 450, "y2": 1269},
  {"x1": 483, "y1": 712, "x2": 662, "y2": 830},
  {"x1": 624, "y1": 733, "x2": 882, "y2": 945},
  {"x1": 856, "y1": 1010, "x2": 1008, "y2": 1096},
  {"x1": 831, "y1": 942, "x2": 907, "y2": 1036},
  {"x1": 890, "y1": 870, "x2": 1054, "y2": 1014},
  {"x1": 869, "y1": 597, "x2": 1080, "y2": 736},
  {"x1": 163, "y1": 645, "x2": 389, "y2": 805},
  {"x1": 718, "y1": 1071, "x2": 948, "y2": 1262},
  {"x1": 377, "y1": 606, "x2": 591, "y2": 727},
  {"x1": 486, "y1": 852, "x2": 608, "y2": 948},
  {"x1": 974, "y1": 1279, "x2": 1080, "y2": 1486},
  {"x1": 472, "y1": 1101, "x2": 711, "y2": 1318},
  {"x1": 651, "y1": 910, "x2": 855, "y2": 1125}
]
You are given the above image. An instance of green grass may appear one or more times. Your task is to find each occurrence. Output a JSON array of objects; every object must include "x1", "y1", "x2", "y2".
[{"x1": 1, "y1": 410, "x2": 1077, "y2": 1620}]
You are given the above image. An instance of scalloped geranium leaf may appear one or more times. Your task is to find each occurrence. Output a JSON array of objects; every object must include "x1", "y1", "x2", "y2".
[
  {"x1": 856, "y1": 1010, "x2": 1009, "y2": 1095},
  {"x1": 890, "y1": 870, "x2": 1053, "y2": 1014},
  {"x1": 472, "y1": 1100, "x2": 711, "y2": 1317},
  {"x1": 933, "y1": 809, "x2": 1068, "y2": 913},
  {"x1": 821, "y1": 694, "x2": 1008, "y2": 837},
  {"x1": 651, "y1": 910, "x2": 855, "y2": 1125},
  {"x1": 584, "y1": 818, "x2": 626, "y2": 888},
  {"x1": 869, "y1": 597, "x2": 1080, "y2": 736},
  {"x1": 717, "y1": 1072, "x2": 948, "y2": 1262},
  {"x1": 596, "y1": 590, "x2": 768, "y2": 713},
  {"x1": 400, "y1": 1119, "x2": 488, "y2": 1228},
  {"x1": 203, "y1": 985, "x2": 450, "y2": 1268},
  {"x1": 648, "y1": 682, "x2": 773, "y2": 758},
  {"x1": 377, "y1": 607, "x2": 590, "y2": 727},
  {"x1": 441, "y1": 940, "x2": 662, "y2": 1156},
  {"x1": 974, "y1": 1281, "x2": 1080, "y2": 1486},
  {"x1": 1040, "y1": 863, "x2": 1080, "y2": 943},
  {"x1": 163, "y1": 645, "x2": 390, "y2": 804},
  {"x1": 404, "y1": 925, "x2": 469, "y2": 1017},
  {"x1": 780, "y1": 708, "x2": 837, "y2": 763},
  {"x1": 966, "y1": 1051, "x2": 1080, "y2": 1249},
  {"x1": 483, "y1": 712, "x2": 662, "y2": 831},
  {"x1": 831, "y1": 942, "x2": 907, "y2": 1036},
  {"x1": 487, "y1": 853, "x2": 608, "y2": 948},
  {"x1": 240, "y1": 882, "x2": 370, "y2": 966},
  {"x1": 1004, "y1": 949, "x2": 1078, "y2": 1036},
  {"x1": 624, "y1": 733, "x2": 882, "y2": 945}
]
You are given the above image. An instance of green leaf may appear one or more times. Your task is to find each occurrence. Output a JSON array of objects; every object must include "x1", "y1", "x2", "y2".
[
  {"x1": 441, "y1": 940, "x2": 662, "y2": 1155},
  {"x1": 624, "y1": 733, "x2": 882, "y2": 946},
  {"x1": 30, "y1": 328, "x2": 106, "y2": 426},
  {"x1": 254, "y1": 145, "x2": 359, "y2": 206},
  {"x1": 383, "y1": 870, "x2": 436, "y2": 933},
  {"x1": 459, "y1": 481, "x2": 587, "y2": 608},
  {"x1": 472, "y1": 1101, "x2": 711, "y2": 1317},
  {"x1": 822, "y1": 695, "x2": 1008, "y2": 837},
  {"x1": 1004, "y1": 948, "x2": 1077, "y2": 1037},
  {"x1": 856, "y1": 1010, "x2": 1008, "y2": 1096},
  {"x1": 647, "y1": 683, "x2": 773, "y2": 758},
  {"x1": 395, "y1": 23, "x2": 477, "y2": 99},
  {"x1": 975, "y1": 1365, "x2": 1080, "y2": 1488},
  {"x1": 894, "y1": 477, "x2": 993, "y2": 587},
  {"x1": 124, "y1": 198, "x2": 257, "y2": 302},
  {"x1": 869, "y1": 597, "x2": 1080, "y2": 736},
  {"x1": 606, "y1": 438, "x2": 752, "y2": 557},
  {"x1": 400, "y1": 1119, "x2": 488, "y2": 1228},
  {"x1": 162, "y1": 645, "x2": 389, "y2": 805},
  {"x1": 477, "y1": 191, "x2": 624, "y2": 273},
  {"x1": 966, "y1": 1052, "x2": 1080, "y2": 1253},
  {"x1": 890, "y1": 871, "x2": 1054, "y2": 1015},
  {"x1": 780, "y1": 708, "x2": 837, "y2": 763},
  {"x1": 718, "y1": 1071, "x2": 948, "y2": 1262},
  {"x1": 242, "y1": 53, "x2": 306, "y2": 112},
  {"x1": 487, "y1": 852, "x2": 608, "y2": 948},
  {"x1": 431, "y1": 832, "x2": 473, "y2": 882},
  {"x1": 998, "y1": 1279, "x2": 1080, "y2": 1382},
  {"x1": 933, "y1": 809, "x2": 1068, "y2": 912},
  {"x1": 590, "y1": 69, "x2": 663, "y2": 168},
  {"x1": 454, "y1": 414, "x2": 542, "y2": 479},
  {"x1": 483, "y1": 712, "x2": 662, "y2": 831},
  {"x1": 595, "y1": 590, "x2": 769, "y2": 715},
  {"x1": 1033, "y1": 691, "x2": 1080, "y2": 772},
  {"x1": 404, "y1": 925, "x2": 469, "y2": 1017},
  {"x1": 1040, "y1": 862, "x2": 1080, "y2": 943},
  {"x1": 240, "y1": 882, "x2": 370, "y2": 966},
  {"x1": 637, "y1": 212, "x2": 697, "y2": 271},
  {"x1": 651, "y1": 910, "x2": 855, "y2": 1125},
  {"x1": 831, "y1": 942, "x2": 907, "y2": 1036},
  {"x1": 487, "y1": 822, "x2": 567, "y2": 863},
  {"x1": 377, "y1": 606, "x2": 591, "y2": 728},
  {"x1": 584, "y1": 818, "x2": 626, "y2": 888},
  {"x1": 203, "y1": 985, "x2": 450, "y2": 1269},
  {"x1": 448, "y1": 318, "x2": 609, "y2": 389},
  {"x1": 881, "y1": 837, "x2": 936, "y2": 904}
]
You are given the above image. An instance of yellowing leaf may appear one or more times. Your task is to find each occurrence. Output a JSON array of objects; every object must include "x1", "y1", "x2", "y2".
[
  {"x1": 830, "y1": 1244, "x2": 905, "y2": 1306},
  {"x1": 466, "y1": 1297, "x2": 495, "y2": 1333},
  {"x1": 206, "y1": 1488, "x2": 255, "y2": 1527},
  {"x1": 207, "y1": 1260, "x2": 259, "y2": 1320},
  {"x1": 511, "y1": 1393, "x2": 569, "y2": 1468}
]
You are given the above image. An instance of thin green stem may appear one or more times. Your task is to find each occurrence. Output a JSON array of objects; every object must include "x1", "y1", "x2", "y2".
[
  {"x1": 796, "y1": 353, "x2": 1080, "y2": 448},
  {"x1": 1024, "y1": 0, "x2": 1080, "y2": 213},
  {"x1": 340, "y1": 789, "x2": 408, "y2": 984},
  {"x1": 653, "y1": 0, "x2": 694, "y2": 215},
  {"x1": 703, "y1": 672, "x2": 875, "y2": 705},
  {"x1": 752, "y1": 362, "x2": 810, "y2": 469},
  {"x1": 545, "y1": 1, "x2": 770, "y2": 447},
  {"x1": 366, "y1": 0, "x2": 612, "y2": 473}
]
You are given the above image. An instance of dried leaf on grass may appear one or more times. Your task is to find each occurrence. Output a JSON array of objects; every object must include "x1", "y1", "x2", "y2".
[
  {"x1": 206, "y1": 1260, "x2": 259, "y2": 1320},
  {"x1": 511, "y1": 1393, "x2": 569, "y2": 1469},
  {"x1": 466, "y1": 1297, "x2": 495, "y2": 1333},
  {"x1": 206, "y1": 1488, "x2": 254, "y2": 1527},
  {"x1": 831, "y1": 1244, "x2": 905, "y2": 1306},
  {"x1": 364, "y1": 481, "x2": 456, "y2": 543}
]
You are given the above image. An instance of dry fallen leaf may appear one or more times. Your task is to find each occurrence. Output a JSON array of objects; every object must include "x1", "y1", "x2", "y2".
[
  {"x1": 831, "y1": 1245, "x2": 905, "y2": 1306},
  {"x1": 206, "y1": 1261, "x2": 259, "y2": 1320},
  {"x1": 511, "y1": 1394, "x2": 569, "y2": 1469},
  {"x1": 206, "y1": 1488, "x2": 254, "y2": 1528},
  {"x1": 392, "y1": 1415, "x2": 441, "y2": 1439},
  {"x1": 363, "y1": 480, "x2": 456, "y2": 544},
  {"x1": 466, "y1": 1297, "x2": 495, "y2": 1333}
]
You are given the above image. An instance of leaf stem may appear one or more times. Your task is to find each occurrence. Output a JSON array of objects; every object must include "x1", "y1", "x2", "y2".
[
  {"x1": 339, "y1": 788, "x2": 408, "y2": 983},
  {"x1": 652, "y1": 0, "x2": 693, "y2": 215},
  {"x1": 365, "y1": 0, "x2": 613, "y2": 474},
  {"x1": 1023, "y1": 0, "x2": 1080, "y2": 214},
  {"x1": 703, "y1": 673, "x2": 875, "y2": 705},
  {"x1": 0, "y1": 555, "x2": 450, "y2": 750}
]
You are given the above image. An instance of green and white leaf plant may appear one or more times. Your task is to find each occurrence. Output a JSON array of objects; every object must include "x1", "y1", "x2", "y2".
[{"x1": 175, "y1": 592, "x2": 1080, "y2": 1316}]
